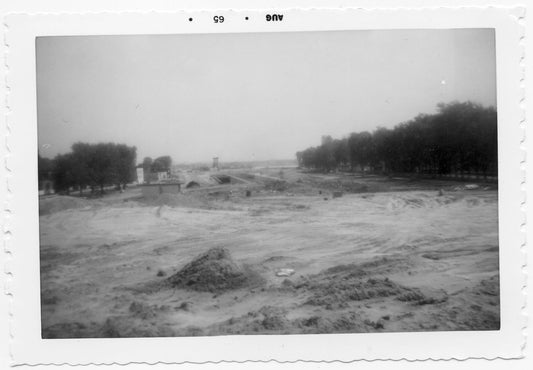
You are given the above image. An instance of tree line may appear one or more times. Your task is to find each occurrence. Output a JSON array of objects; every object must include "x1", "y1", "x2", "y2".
[
  {"x1": 296, "y1": 102, "x2": 498, "y2": 178},
  {"x1": 38, "y1": 142, "x2": 137, "y2": 195}
]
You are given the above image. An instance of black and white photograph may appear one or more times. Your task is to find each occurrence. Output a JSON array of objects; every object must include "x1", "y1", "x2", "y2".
[{"x1": 35, "y1": 29, "x2": 501, "y2": 339}]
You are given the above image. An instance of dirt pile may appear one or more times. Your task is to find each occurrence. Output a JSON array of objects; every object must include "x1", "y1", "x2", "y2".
[
  {"x1": 142, "y1": 193, "x2": 209, "y2": 209},
  {"x1": 251, "y1": 306, "x2": 289, "y2": 331},
  {"x1": 39, "y1": 196, "x2": 95, "y2": 215},
  {"x1": 166, "y1": 247, "x2": 263, "y2": 293},
  {"x1": 302, "y1": 277, "x2": 416, "y2": 310},
  {"x1": 142, "y1": 192, "x2": 243, "y2": 211},
  {"x1": 205, "y1": 306, "x2": 369, "y2": 335},
  {"x1": 263, "y1": 179, "x2": 289, "y2": 192},
  {"x1": 292, "y1": 259, "x2": 445, "y2": 310},
  {"x1": 313, "y1": 178, "x2": 373, "y2": 193}
]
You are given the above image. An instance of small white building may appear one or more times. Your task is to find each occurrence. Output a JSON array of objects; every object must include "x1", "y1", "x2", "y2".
[{"x1": 136, "y1": 168, "x2": 144, "y2": 184}]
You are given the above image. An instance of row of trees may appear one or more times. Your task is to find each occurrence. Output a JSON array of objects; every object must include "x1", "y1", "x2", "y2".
[
  {"x1": 39, "y1": 142, "x2": 137, "y2": 194},
  {"x1": 296, "y1": 102, "x2": 498, "y2": 178}
]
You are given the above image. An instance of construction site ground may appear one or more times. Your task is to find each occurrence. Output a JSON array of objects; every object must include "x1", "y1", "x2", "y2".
[{"x1": 39, "y1": 167, "x2": 500, "y2": 337}]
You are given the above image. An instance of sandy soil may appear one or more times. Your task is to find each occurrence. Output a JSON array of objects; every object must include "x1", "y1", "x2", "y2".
[{"x1": 39, "y1": 169, "x2": 499, "y2": 338}]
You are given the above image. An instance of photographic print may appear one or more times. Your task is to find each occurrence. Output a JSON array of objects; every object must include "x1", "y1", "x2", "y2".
[{"x1": 36, "y1": 29, "x2": 500, "y2": 339}]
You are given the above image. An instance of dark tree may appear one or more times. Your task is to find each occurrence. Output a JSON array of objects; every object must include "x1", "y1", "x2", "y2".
[
  {"x1": 38, "y1": 155, "x2": 54, "y2": 191},
  {"x1": 52, "y1": 153, "x2": 76, "y2": 194},
  {"x1": 70, "y1": 142, "x2": 94, "y2": 194},
  {"x1": 116, "y1": 144, "x2": 137, "y2": 189},
  {"x1": 86, "y1": 143, "x2": 119, "y2": 193},
  {"x1": 151, "y1": 156, "x2": 172, "y2": 173},
  {"x1": 142, "y1": 157, "x2": 153, "y2": 175},
  {"x1": 332, "y1": 138, "x2": 349, "y2": 169},
  {"x1": 348, "y1": 131, "x2": 374, "y2": 172}
]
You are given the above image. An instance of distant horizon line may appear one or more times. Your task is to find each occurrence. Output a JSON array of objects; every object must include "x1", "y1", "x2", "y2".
[{"x1": 170, "y1": 158, "x2": 298, "y2": 167}]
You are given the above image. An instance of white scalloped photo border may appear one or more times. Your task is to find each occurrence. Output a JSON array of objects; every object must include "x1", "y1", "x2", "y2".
[{"x1": 3, "y1": 6, "x2": 526, "y2": 365}]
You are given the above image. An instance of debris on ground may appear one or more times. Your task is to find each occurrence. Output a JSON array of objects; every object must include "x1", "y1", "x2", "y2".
[{"x1": 275, "y1": 268, "x2": 295, "y2": 277}]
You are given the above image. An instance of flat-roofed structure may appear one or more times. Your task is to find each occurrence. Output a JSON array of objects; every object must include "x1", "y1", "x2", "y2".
[{"x1": 140, "y1": 182, "x2": 183, "y2": 198}]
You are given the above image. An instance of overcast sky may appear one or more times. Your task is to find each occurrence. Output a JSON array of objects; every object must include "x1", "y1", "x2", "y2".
[{"x1": 36, "y1": 29, "x2": 496, "y2": 163}]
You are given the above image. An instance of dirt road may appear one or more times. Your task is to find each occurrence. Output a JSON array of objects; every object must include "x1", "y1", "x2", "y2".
[{"x1": 40, "y1": 171, "x2": 499, "y2": 337}]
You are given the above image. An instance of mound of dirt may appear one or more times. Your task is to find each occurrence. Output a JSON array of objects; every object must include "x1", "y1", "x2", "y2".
[
  {"x1": 205, "y1": 306, "x2": 368, "y2": 335},
  {"x1": 386, "y1": 193, "x2": 459, "y2": 211},
  {"x1": 303, "y1": 277, "x2": 412, "y2": 310},
  {"x1": 142, "y1": 193, "x2": 209, "y2": 209},
  {"x1": 39, "y1": 196, "x2": 94, "y2": 215},
  {"x1": 254, "y1": 306, "x2": 289, "y2": 331},
  {"x1": 293, "y1": 259, "x2": 445, "y2": 310},
  {"x1": 142, "y1": 192, "x2": 242, "y2": 211},
  {"x1": 264, "y1": 180, "x2": 289, "y2": 192},
  {"x1": 211, "y1": 306, "x2": 293, "y2": 334},
  {"x1": 166, "y1": 247, "x2": 263, "y2": 293}
]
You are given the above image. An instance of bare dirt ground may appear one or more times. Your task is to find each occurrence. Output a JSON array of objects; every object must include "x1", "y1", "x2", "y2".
[{"x1": 39, "y1": 169, "x2": 499, "y2": 338}]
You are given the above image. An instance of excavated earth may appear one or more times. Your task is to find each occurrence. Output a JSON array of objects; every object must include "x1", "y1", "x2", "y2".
[{"x1": 39, "y1": 169, "x2": 500, "y2": 338}]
